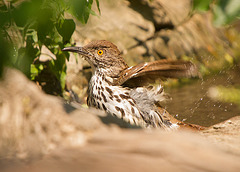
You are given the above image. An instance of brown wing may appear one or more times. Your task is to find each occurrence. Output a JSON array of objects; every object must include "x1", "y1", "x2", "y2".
[{"x1": 113, "y1": 60, "x2": 199, "y2": 87}]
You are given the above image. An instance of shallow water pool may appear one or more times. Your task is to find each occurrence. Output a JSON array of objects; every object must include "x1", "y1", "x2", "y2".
[{"x1": 163, "y1": 66, "x2": 240, "y2": 127}]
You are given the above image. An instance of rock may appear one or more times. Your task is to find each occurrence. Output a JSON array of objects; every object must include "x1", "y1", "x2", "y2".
[
  {"x1": 1, "y1": 68, "x2": 240, "y2": 171},
  {"x1": 0, "y1": 68, "x2": 103, "y2": 158},
  {"x1": 151, "y1": 12, "x2": 228, "y2": 59},
  {"x1": 202, "y1": 116, "x2": 240, "y2": 155},
  {"x1": 129, "y1": 0, "x2": 192, "y2": 29},
  {"x1": 2, "y1": 130, "x2": 240, "y2": 172},
  {"x1": 39, "y1": 45, "x2": 56, "y2": 61}
]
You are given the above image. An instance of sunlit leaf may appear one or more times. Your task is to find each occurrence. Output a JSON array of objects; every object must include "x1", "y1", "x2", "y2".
[
  {"x1": 208, "y1": 86, "x2": 240, "y2": 105},
  {"x1": 213, "y1": 0, "x2": 240, "y2": 26},
  {"x1": 30, "y1": 64, "x2": 44, "y2": 80},
  {"x1": 193, "y1": 0, "x2": 212, "y2": 12},
  {"x1": 60, "y1": 70, "x2": 66, "y2": 90}
]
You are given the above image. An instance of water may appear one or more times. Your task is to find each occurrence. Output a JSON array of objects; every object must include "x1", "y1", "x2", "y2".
[{"x1": 163, "y1": 66, "x2": 240, "y2": 127}]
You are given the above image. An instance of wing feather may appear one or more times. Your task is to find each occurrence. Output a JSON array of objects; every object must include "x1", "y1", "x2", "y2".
[{"x1": 113, "y1": 60, "x2": 199, "y2": 87}]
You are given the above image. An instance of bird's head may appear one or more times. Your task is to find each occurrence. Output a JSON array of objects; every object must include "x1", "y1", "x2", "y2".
[{"x1": 63, "y1": 40, "x2": 128, "y2": 77}]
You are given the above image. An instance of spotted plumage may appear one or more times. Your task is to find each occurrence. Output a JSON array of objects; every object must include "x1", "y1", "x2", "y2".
[
  {"x1": 63, "y1": 40, "x2": 199, "y2": 130},
  {"x1": 84, "y1": 67, "x2": 174, "y2": 129},
  {"x1": 87, "y1": 69, "x2": 146, "y2": 127}
]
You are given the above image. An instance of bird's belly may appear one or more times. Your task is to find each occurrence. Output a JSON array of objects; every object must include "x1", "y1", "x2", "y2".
[{"x1": 89, "y1": 83, "x2": 144, "y2": 125}]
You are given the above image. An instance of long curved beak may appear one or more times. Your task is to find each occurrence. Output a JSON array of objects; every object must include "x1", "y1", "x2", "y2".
[{"x1": 62, "y1": 46, "x2": 89, "y2": 56}]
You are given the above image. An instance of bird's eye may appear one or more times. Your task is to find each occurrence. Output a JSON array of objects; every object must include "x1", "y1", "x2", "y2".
[{"x1": 97, "y1": 50, "x2": 104, "y2": 56}]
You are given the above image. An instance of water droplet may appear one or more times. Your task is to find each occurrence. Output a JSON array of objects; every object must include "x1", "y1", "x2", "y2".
[{"x1": 182, "y1": 118, "x2": 187, "y2": 122}]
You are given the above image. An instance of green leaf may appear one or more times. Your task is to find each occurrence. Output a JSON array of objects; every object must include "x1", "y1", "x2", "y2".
[
  {"x1": 60, "y1": 70, "x2": 66, "y2": 90},
  {"x1": 213, "y1": 0, "x2": 240, "y2": 26},
  {"x1": 67, "y1": 0, "x2": 100, "y2": 24},
  {"x1": 1, "y1": 0, "x2": 98, "y2": 93},
  {"x1": 36, "y1": 8, "x2": 55, "y2": 41},
  {"x1": 193, "y1": 0, "x2": 213, "y2": 12},
  {"x1": 95, "y1": 0, "x2": 101, "y2": 14},
  {"x1": 88, "y1": 7, "x2": 98, "y2": 16},
  {"x1": 0, "y1": 5, "x2": 11, "y2": 27},
  {"x1": 209, "y1": 86, "x2": 240, "y2": 105},
  {"x1": 30, "y1": 64, "x2": 39, "y2": 80},
  {"x1": 0, "y1": 31, "x2": 11, "y2": 77},
  {"x1": 27, "y1": 30, "x2": 38, "y2": 43},
  {"x1": 68, "y1": 0, "x2": 88, "y2": 23},
  {"x1": 30, "y1": 64, "x2": 44, "y2": 80},
  {"x1": 12, "y1": 1, "x2": 41, "y2": 27},
  {"x1": 57, "y1": 19, "x2": 76, "y2": 43}
]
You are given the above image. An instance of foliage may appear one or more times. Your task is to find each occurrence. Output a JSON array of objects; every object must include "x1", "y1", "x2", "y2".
[
  {"x1": 213, "y1": 0, "x2": 240, "y2": 26},
  {"x1": 208, "y1": 86, "x2": 240, "y2": 106},
  {"x1": 193, "y1": 0, "x2": 240, "y2": 26},
  {"x1": 193, "y1": 0, "x2": 213, "y2": 12},
  {"x1": 0, "y1": 0, "x2": 100, "y2": 93}
]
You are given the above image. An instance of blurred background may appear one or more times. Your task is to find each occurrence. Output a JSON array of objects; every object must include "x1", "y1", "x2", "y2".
[{"x1": 0, "y1": 0, "x2": 240, "y2": 171}]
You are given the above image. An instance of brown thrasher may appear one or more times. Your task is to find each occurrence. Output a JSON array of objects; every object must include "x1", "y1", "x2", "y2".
[{"x1": 63, "y1": 40, "x2": 199, "y2": 130}]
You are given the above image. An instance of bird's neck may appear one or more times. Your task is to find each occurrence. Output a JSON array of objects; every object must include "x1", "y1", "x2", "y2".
[
  {"x1": 91, "y1": 65, "x2": 128, "y2": 85},
  {"x1": 91, "y1": 68, "x2": 114, "y2": 86}
]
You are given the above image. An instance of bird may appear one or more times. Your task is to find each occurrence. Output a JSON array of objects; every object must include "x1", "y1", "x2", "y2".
[{"x1": 62, "y1": 40, "x2": 200, "y2": 130}]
